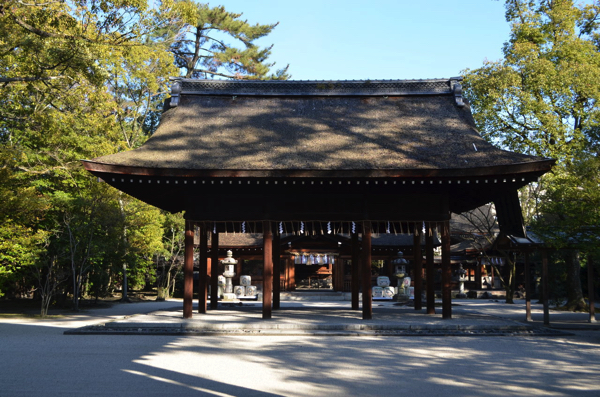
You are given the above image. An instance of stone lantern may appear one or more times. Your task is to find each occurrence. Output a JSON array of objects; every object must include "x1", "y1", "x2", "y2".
[{"x1": 221, "y1": 250, "x2": 238, "y2": 301}]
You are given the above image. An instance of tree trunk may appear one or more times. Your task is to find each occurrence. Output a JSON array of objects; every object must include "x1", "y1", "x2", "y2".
[{"x1": 563, "y1": 250, "x2": 587, "y2": 311}]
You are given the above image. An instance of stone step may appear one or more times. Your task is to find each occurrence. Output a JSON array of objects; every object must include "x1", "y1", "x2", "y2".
[{"x1": 280, "y1": 291, "x2": 356, "y2": 301}]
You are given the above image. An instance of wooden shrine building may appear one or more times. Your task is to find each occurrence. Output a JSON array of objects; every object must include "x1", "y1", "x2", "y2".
[{"x1": 83, "y1": 78, "x2": 554, "y2": 320}]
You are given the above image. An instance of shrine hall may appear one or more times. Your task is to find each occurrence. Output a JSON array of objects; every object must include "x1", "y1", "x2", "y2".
[{"x1": 82, "y1": 77, "x2": 554, "y2": 320}]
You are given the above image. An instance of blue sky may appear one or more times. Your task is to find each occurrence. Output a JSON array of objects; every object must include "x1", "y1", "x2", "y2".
[{"x1": 214, "y1": 0, "x2": 510, "y2": 80}]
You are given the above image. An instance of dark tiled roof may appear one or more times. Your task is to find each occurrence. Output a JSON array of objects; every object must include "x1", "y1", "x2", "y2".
[{"x1": 91, "y1": 79, "x2": 550, "y2": 172}]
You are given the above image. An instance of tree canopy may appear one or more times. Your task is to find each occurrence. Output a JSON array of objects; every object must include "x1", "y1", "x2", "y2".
[
  {"x1": 0, "y1": 0, "x2": 288, "y2": 311},
  {"x1": 464, "y1": 0, "x2": 600, "y2": 161},
  {"x1": 463, "y1": 0, "x2": 600, "y2": 310},
  {"x1": 170, "y1": 3, "x2": 290, "y2": 79}
]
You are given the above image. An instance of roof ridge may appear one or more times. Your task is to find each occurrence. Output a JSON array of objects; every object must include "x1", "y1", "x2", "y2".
[{"x1": 168, "y1": 77, "x2": 464, "y2": 107}]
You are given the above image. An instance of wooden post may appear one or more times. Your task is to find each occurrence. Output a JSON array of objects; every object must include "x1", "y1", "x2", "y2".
[
  {"x1": 289, "y1": 257, "x2": 296, "y2": 290},
  {"x1": 362, "y1": 222, "x2": 372, "y2": 320},
  {"x1": 273, "y1": 224, "x2": 281, "y2": 310},
  {"x1": 524, "y1": 252, "x2": 532, "y2": 322},
  {"x1": 413, "y1": 223, "x2": 423, "y2": 310},
  {"x1": 542, "y1": 249, "x2": 549, "y2": 326},
  {"x1": 426, "y1": 224, "x2": 435, "y2": 315},
  {"x1": 441, "y1": 221, "x2": 452, "y2": 319},
  {"x1": 197, "y1": 224, "x2": 208, "y2": 314},
  {"x1": 334, "y1": 255, "x2": 344, "y2": 291},
  {"x1": 183, "y1": 220, "x2": 195, "y2": 319},
  {"x1": 210, "y1": 231, "x2": 219, "y2": 310},
  {"x1": 351, "y1": 232, "x2": 360, "y2": 310},
  {"x1": 588, "y1": 254, "x2": 596, "y2": 323},
  {"x1": 262, "y1": 221, "x2": 273, "y2": 319}
]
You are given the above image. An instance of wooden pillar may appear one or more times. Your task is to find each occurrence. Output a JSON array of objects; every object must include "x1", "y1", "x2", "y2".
[
  {"x1": 283, "y1": 257, "x2": 290, "y2": 291},
  {"x1": 542, "y1": 249, "x2": 549, "y2": 326},
  {"x1": 351, "y1": 232, "x2": 360, "y2": 310},
  {"x1": 426, "y1": 224, "x2": 435, "y2": 315},
  {"x1": 334, "y1": 255, "x2": 344, "y2": 291},
  {"x1": 262, "y1": 221, "x2": 273, "y2": 319},
  {"x1": 441, "y1": 221, "x2": 452, "y2": 319},
  {"x1": 524, "y1": 252, "x2": 532, "y2": 322},
  {"x1": 288, "y1": 257, "x2": 296, "y2": 290},
  {"x1": 413, "y1": 224, "x2": 423, "y2": 310},
  {"x1": 198, "y1": 224, "x2": 208, "y2": 314},
  {"x1": 362, "y1": 222, "x2": 373, "y2": 320},
  {"x1": 273, "y1": 225, "x2": 281, "y2": 310},
  {"x1": 588, "y1": 254, "x2": 596, "y2": 323},
  {"x1": 183, "y1": 220, "x2": 195, "y2": 319},
  {"x1": 210, "y1": 231, "x2": 219, "y2": 310}
]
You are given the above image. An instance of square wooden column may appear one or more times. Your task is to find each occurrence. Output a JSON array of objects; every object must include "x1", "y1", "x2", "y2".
[
  {"x1": 273, "y1": 225, "x2": 281, "y2": 310},
  {"x1": 288, "y1": 257, "x2": 296, "y2": 290},
  {"x1": 183, "y1": 220, "x2": 195, "y2": 319},
  {"x1": 426, "y1": 223, "x2": 436, "y2": 315},
  {"x1": 351, "y1": 232, "x2": 360, "y2": 310},
  {"x1": 362, "y1": 222, "x2": 372, "y2": 320},
  {"x1": 588, "y1": 254, "x2": 596, "y2": 323},
  {"x1": 413, "y1": 224, "x2": 423, "y2": 310},
  {"x1": 542, "y1": 249, "x2": 550, "y2": 325},
  {"x1": 441, "y1": 221, "x2": 452, "y2": 319},
  {"x1": 524, "y1": 252, "x2": 532, "y2": 321},
  {"x1": 198, "y1": 224, "x2": 208, "y2": 314},
  {"x1": 210, "y1": 231, "x2": 219, "y2": 310},
  {"x1": 262, "y1": 221, "x2": 273, "y2": 319}
]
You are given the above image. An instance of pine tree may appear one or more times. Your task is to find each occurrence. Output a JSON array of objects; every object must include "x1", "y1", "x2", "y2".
[{"x1": 171, "y1": 4, "x2": 289, "y2": 79}]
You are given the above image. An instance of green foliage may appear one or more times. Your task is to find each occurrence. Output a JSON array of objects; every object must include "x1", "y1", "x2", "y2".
[
  {"x1": 0, "y1": 0, "x2": 187, "y2": 304},
  {"x1": 532, "y1": 154, "x2": 600, "y2": 249},
  {"x1": 463, "y1": 0, "x2": 600, "y2": 309},
  {"x1": 463, "y1": 0, "x2": 600, "y2": 162},
  {"x1": 0, "y1": 1, "x2": 290, "y2": 306},
  {"x1": 171, "y1": 3, "x2": 290, "y2": 79},
  {"x1": 121, "y1": 197, "x2": 166, "y2": 289},
  {"x1": 462, "y1": 0, "x2": 600, "y2": 235},
  {"x1": 153, "y1": 211, "x2": 185, "y2": 299},
  {"x1": 0, "y1": 149, "x2": 48, "y2": 297}
]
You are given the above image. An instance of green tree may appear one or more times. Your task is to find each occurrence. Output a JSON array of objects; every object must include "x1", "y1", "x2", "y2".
[
  {"x1": 463, "y1": 0, "x2": 600, "y2": 310},
  {"x1": 0, "y1": 0, "x2": 190, "y2": 310},
  {"x1": 0, "y1": 149, "x2": 48, "y2": 297},
  {"x1": 155, "y1": 211, "x2": 185, "y2": 300},
  {"x1": 171, "y1": 4, "x2": 289, "y2": 79}
]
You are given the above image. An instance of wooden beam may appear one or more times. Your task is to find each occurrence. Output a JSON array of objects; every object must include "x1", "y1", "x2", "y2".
[
  {"x1": 273, "y1": 225, "x2": 281, "y2": 310},
  {"x1": 524, "y1": 252, "x2": 532, "y2": 322},
  {"x1": 588, "y1": 254, "x2": 596, "y2": 323},
  {"x1": 198, "y1": 224, "x2": 208, "y2": 314},
  {"x1": 351, "y1": 232, "x2": 360, "y2": 310},
  {"x1": 441, "y1": 221, "x2": 452, "y2": 319},
  {"x1": 183, "y1": 220, "x2": 195, "y2": 319},
  {"x1": 263, "y1": 221, "x2": 273, "y2": 319},
  {"x1": 210, "y1": 231, "x2": 219, "y2": 310},
  {"x1": 542, "y1": 249, "x2": 549, "y2": 326},
  {"x1": 362, "y1": 222, "x2": 373, "y2": 320},
  {"x1": 426, "y1": 224, "x2": 435, "y2": 315},
  {"x1": 413, "y1": 224, "x2": 423, "y2": 310}
]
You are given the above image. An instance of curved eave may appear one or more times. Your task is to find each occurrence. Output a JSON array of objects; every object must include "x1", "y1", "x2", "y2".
[{"x1": 82, "y1": 159, "x2": 555, "y2": 179}]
